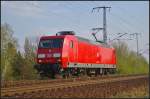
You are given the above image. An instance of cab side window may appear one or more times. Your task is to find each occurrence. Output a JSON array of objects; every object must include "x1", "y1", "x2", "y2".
[{"x1": 70, "y1": 40, "x2": 73, "y2": 48}]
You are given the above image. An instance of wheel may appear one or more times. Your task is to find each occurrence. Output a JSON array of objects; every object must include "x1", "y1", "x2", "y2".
[
  {"x1": 104, "y1": 69, "x2": 107, "y2": 75},
  {"x1": 112, "y1": 68, "x2": 116, "y2": 74},
  {"x1": 95, "y1": 69, "x2": 100, "y2": 76},
  {"x1": 39, "y1": 72, "x2": 47, "y2": 80},
  {"x1": 86, "y1": 69, "x2": 92, "y2": 77}
]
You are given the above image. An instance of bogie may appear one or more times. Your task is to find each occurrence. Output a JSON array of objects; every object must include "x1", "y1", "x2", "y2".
[{"x1": 35, "y1": 65, "x2": 116, "y2": 79}]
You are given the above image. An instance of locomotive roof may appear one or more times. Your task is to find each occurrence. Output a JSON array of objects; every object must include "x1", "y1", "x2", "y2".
[
  {"x1": 76, "y1": 36, "x2": 111, "y2": 48},
  {"x1": 40, "y1": 35, "x2": 112, "y2": 48}
]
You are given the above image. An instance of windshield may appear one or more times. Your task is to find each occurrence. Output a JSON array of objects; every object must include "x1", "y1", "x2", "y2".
[{"x1": 39, "y1": 38, "x2": 64, "y2": 48}]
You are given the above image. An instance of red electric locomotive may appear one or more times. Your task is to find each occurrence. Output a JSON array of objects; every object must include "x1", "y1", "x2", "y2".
[{"x1": 34, "y1": 31, "x2": 116, "y2": 78}]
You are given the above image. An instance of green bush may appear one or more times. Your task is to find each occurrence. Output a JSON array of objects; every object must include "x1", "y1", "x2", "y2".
[{"x1": 112, "y1": 41, "x2": 149, "y2": 74}]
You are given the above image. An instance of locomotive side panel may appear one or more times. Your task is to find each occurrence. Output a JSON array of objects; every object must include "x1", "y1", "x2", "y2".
[
  {"x1": 62, "y1": 36, "x2": 78, "y2": 68},
  {"x1": 100, "y1": 47, "x2": 116, "y2": 64},
  {"x1": 61, "y1": 37, "x2": 69, "y2": 68},
  {"x1": 77, "y1": 41, "x2": 98, "y2": 64},
  {"x1": 65, "y1": 36, "x2": 116, "y2": 69},
  {"x1": 112, "y1": 49, "x2": 117, "y2": 64},
  {"x1": 76, "y1": 40, "x2": 101, "y2": 64},
  {"x1": 77, "y1": 41, "x2": 89, "y2": 63}
]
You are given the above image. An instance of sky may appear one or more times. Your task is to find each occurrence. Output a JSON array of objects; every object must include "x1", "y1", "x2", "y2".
[{"x1": 1, "y1": 1, "x2": 149, "y2": 62}]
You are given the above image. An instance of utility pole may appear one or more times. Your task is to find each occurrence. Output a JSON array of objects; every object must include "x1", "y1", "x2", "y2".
[
  {"x1": 130, "y1": 33, "x2": 141, "y2": 56},
  {"x1": 92, "y1": 6, "x2": 111, "y2": 44}
]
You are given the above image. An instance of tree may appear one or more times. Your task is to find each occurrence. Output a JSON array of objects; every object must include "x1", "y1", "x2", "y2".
[
  {"x1": 11, "y1": 51, "x2": 25, "y2": 80},
  {"x1": 3, "y1": 42, "x2": 17, "y2": 80},
  {"x1": 1, "y1": 23, "x2": 39, "y2": 80},
  {"x1": 23, "y1": 37, "x2": 38, "y2": 79},
  {"x1": 1, "y1": 23, "x2": 18, "y2": 80},
  {"x1": 112, "y1": 41, "x2": 149, "y2": 74}
]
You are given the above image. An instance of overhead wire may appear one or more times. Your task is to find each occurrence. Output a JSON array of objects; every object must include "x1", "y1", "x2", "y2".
[
  {"x1": 109, "y1": 13, "x2": 135, "y2": 33},
  {"x1": 59, "y1": 3, "x2": 90, "y2": 28},
  {"x1": 26, "y1": 2, "x2": 145, "y2": 44},
  {"x1": 139, "y1": 49, "x2": 149, "y2": 55},
  {"x1": 114, "y1": 6, "x2": 148, "y2": 52},
  {"x1": 116, "y1": 6, "x2": 146, "y2": 26},
  {"x1": 109, "y1": 11, "x2": 146, "y2": 41},
  {"x1": 89, "y1": 2, "x2": 138, "y2": 46},
  {"x1": 25, "y1": 2, "x2": 82, "y2": 30},
  {"x1": 109, "y1": 13, "x2": 143, "y2": 47},
  {"x1": 59, "y1": 2, "x2": 100, "y2": 38},
  {"x1": 62, "y1": 2, "x2": 104, "y2": 38},
  {"x1": 85, "y1": 2, "x2": 131, "y2": 35},
  {"x1": 86, "y1": 2, "x2": 148, "y2": 57},
  {"x1": 89, "y1": 1, "x2": 144, "y2": 33}
]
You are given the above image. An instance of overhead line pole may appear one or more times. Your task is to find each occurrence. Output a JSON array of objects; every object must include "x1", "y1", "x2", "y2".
[
  {"x1": 130, "y1": 33, "x2": 141, "y2": 56},
  {"x1": 109, "y1": 33, "x2": 128, "y2": 42},
  {"x1": 92, "y1": 6, "x2": 111, "y2": 44}
]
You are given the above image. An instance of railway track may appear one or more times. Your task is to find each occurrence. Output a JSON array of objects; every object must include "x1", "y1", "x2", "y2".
[
  {"x1": 1, "y1": 74, "x2": 149, "y2": 98},
  {"x1": 1, "y1": 74, "x2": 144, "y2": 88},
  {"x1": 1, "y1": 74, "x2": 119, "y2": 88}
]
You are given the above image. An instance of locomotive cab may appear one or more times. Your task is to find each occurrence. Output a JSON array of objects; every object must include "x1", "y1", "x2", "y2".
[
  {"x1": 37, "y1": 37, "x2": 64, "y2": 64},
  {"x1": 34, "y1": 36, "x2": 65, "y2": 78},
  {"x1": 34, "y1": 31, "x2": 77, "y2": 78},
  {"x1": 37, "y1": 31, "x2": 75, "y2": 64}
]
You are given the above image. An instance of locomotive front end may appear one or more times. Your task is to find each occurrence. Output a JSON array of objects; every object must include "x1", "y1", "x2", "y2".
[
  {"x1": 37, "y1": 38, "x2": 63, "y2": 64},
  {"x1": 34, "y1": 36, "x2": 64, "y2": 78}
]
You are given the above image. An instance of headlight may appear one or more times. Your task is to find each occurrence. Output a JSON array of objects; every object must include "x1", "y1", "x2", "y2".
[
  {"x1": 38, "y1": 59, "x2": 42, "y2": 62},
  {"x1": 53, "y1": 53, "x2": 61, "y2": 57},
  {"x1": 38, "y1": 54, "x2": 45, "y2": 58}
]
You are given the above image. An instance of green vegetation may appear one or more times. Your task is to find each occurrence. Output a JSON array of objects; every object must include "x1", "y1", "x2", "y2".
[
  {"x1": 1, "y1": 22, "x2": 149, "y2": 80},
  {"x1": 112, "y1": 41, "x2": 149, "y2": 74},
  {"x1": 1, "y1": 23, "x2": 39, "y2": 80},
  {"x1": 1, "y1": 23, "x2": 18, "y2": 80}
]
